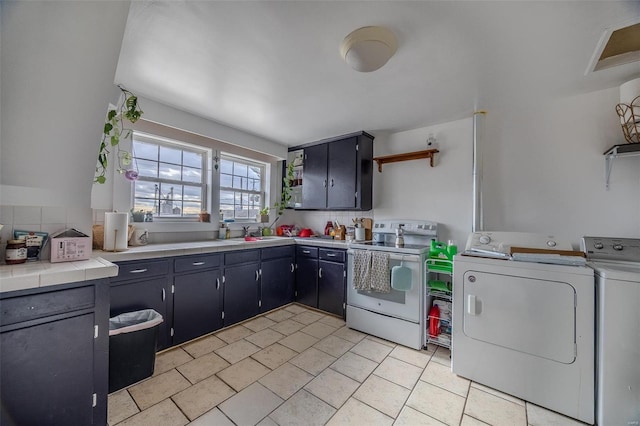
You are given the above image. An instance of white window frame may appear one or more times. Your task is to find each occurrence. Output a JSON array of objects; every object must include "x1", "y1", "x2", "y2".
[
  {"x1": 131, "y1": 132, "x2": 210, "y2": 221},
  {"x1": 219, "y1": 153, "x2": 266, "y2": 222}
]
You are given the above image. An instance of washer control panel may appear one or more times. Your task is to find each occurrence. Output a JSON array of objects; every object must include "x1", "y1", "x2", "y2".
[
  {"x1": 465, "y1": 231, "x2": 573, "y2": 255},
  {"x1": 581, "y1": 237, "x2": 640, "y2": 262}
]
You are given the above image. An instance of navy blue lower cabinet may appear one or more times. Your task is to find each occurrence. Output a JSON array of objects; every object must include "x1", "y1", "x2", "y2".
[
  {"x1": 223, "y1": 261, "x2": 260, "y2": 326},
  {"x1": 318, "y1": 259, "x2": 346, "y2": 317},
  {"x1": 295, "y1": 256, "x2": 318, "y2": 307},
  {"x1": 0, "y1": 280, "x2": 109, "y2": 425},
  {"x1": 173, "y1": 268, "x2": 222, "y2": 345},
  {"x1": 261, "y1": 256, "x2": 295, "y2": 312}
]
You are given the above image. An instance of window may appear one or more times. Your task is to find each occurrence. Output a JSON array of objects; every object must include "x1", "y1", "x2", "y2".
[
  {"x1": 131, "y1": 133, "x2": 209, "y2": 219},
  {"x1": 219, "y1": 155, "x2": 265, "y2": 220}
]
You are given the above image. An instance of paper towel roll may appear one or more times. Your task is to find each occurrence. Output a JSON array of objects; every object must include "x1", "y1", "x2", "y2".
[
  {"x1": 620, "y1": 77, "x2": 640, "y2": 105},
  {"x1": 104, "y1": 212, "x2": 129, "y2": 251}
]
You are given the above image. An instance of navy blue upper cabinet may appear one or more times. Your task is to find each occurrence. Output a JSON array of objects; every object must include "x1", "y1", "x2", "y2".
[{"x1": 294, "y1": 131, "x2": 374, "y2": 211}]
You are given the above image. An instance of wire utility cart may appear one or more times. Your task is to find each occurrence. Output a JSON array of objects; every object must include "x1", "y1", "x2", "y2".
[{"x1": 425, "y1": 241, "x2": 456, "y2": 349}]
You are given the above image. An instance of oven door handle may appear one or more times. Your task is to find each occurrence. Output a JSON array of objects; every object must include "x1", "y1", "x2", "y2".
[{"x1": 347, "y1": 250, "x2": 421, "y2": 263}]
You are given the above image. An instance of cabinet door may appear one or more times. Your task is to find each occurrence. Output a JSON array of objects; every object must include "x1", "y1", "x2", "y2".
[
  {"x1": 223, "y1": 263, "x2": 260, "y2": 326},
  {"x1": 110, "y1": 277, "x2": 170, "y2": 350},
  {"x1": 261, "y1": 257, "x2": 295, "y2": 312},
  {"x1": 301, "y1": 143, "x2": 328, "y2": 209},
  {"x1": 295, "y1": 257, "x2": 318, "y2": 307},
  {"x1": 327, "y1": 137, "x2": 358, "y2": 209},
  {"x1": 1, "y1": 313, "x2": 95, "y2": 425},
  {"x1": 318, "y1": 260, "x2": 346, "y2": 318},
  {"x1": 173, "y1": 269, "x2": 222, "y2": 345}
]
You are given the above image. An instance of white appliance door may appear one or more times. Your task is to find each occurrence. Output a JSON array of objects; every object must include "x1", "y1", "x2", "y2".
[
  {"x1": 347, "y1": 253, "x2": 422, "y2": 322},
  {"x1": 462, "y1": 270, "x2": 576, "y2": 363}
]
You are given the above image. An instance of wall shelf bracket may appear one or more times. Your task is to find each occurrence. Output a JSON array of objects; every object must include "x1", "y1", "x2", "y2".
[
  {"x1": 373, "y1": 149, "x2": 439, "y2": 172},
  {"x1": 604, "y1": 143, "x2": 640, "y2": 189}
]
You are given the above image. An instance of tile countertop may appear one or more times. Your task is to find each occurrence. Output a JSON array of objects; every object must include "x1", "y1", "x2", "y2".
[
  {"x1": 0, "y1": 257, "x2": 118, "y2": 294},
  {"x1": 0, "y1": 237, "x2": 351, "y2": 294}
]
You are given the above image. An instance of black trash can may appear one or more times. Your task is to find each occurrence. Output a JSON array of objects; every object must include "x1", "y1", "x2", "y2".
[{"x1": 108, "y1": 309, "x2": 163, "y2": 393}]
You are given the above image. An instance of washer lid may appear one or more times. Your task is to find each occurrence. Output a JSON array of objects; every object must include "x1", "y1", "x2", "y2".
[{"x1": 590, "y1": 261, "x2": 640, "y2": 282}]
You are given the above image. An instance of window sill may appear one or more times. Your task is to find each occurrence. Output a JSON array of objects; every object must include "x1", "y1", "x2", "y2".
[{"x1": 133, "y1": 221, "x2": 216, "y2": 233}]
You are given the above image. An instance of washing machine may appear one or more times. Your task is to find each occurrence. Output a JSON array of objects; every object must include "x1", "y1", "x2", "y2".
[
  {"x1": 582, "y1": 236, "x2": 640, "y2": 426},
  {"x1": 452, "y1": 232, "x2": 594, "y2": 424}
]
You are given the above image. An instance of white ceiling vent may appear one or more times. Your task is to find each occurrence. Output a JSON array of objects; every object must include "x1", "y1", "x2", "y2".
[{"x1": 586, "y1": 18, "x2": 640, "y2": 74}]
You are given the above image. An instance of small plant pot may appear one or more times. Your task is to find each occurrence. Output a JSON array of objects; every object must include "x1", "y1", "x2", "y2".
[
  {"x1": 132, "y1": 212, "x2": 145, "y2": 223},
  {"x1": 257, "y1": 214, "x2": 269, "y2": 223}
]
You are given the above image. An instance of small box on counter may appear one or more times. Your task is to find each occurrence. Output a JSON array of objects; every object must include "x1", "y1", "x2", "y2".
[{"x1": 50, "y1": 228, "x2": 91, "y2": 263}]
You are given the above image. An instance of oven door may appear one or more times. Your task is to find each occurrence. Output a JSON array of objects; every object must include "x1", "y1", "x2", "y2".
[{"x1": 347, "y1": 251, "x2": 422, "y2": 322}]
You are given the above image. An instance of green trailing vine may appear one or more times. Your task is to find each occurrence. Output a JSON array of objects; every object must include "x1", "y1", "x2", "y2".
[
  {"x1": 273, "y1": 161, "x2": 295, "y2": 215},
  {"x1": 95, "y1": 86, "x2": 143, "y2": 184}
]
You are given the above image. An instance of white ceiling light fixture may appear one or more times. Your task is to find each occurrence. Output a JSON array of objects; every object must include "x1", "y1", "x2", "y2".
[{"x1": 340, "y1": 26, "x2": 398, "y2": 72}]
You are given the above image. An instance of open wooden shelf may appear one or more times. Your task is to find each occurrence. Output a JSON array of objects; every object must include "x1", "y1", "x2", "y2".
[{"x1": 373, "y1": 149, "x2": 439, "y2": 172}]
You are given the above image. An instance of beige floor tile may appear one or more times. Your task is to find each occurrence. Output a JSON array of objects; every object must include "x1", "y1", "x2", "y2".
[
  {"x1": 389, "y1": 345, "x2": 432, "y2": 368},
  {"x1": 117, "y1": 399, "x2": 188, "y2": 426},
  {"x1": 215, "y1": 325, "x2": 254, "y2": 344},
  {"x1": 394, "y1": 406, "x2": 447, "y2": 425},
  {"x1": 154, "y1": 348, "x2": 194, "y2": 376},
  {"x1": 107, "y1": 390, "x2": 139, "y2": 425},
  {"x1": 257, "y1": 416, "x2": 279, "y2": 426},
  {"x1": 430, "y1": 346, "x2": 452, "y2": 367},
  {"x1": 374, "y1": 356, "x2": 423, "y2": 390},
  {"x1": 181, "y1": 334, "x2": 226, "y2": 358},
  {"x1": 259, "y1": 362, "x2": 314, "y2": 399},
  {"x1": 318, "y1": 315, "x2": 346, "y2": 328},
  {"x1": 353, "y1": 374, "x2": 411, "y2": 418},
  {"x1": 327, "y1": 397, "x2": 394, "y2": 426},
  {"x1": 300, "y1": 321, "x2": 338, "y2": 339},
  {"x1": 283, "y1": 304, "x2": 309, "y2": 314},
  {"x1": 176, "y1": 352, "x2": 230, "y2": 384},
  {"x1": 331, "y1": 326, "x2": 367, "y2": 343},
  {"x1": 330, "y1": 351, "x2": 378, "y2": 382},
  {"x1": 217, "y1": 357, "x2": 272, "y2": 392},
  {"x1": 365, "y1": 335, "x2": 397, "y2": 348},
  {"x1": 219, "y1": 382, "x2": 284, "y2": 425},
  {"x1": 278, "y1": 331, "x2": 319, "y2": 352},
  {"x1": 350, "y1": 337, "x2": 393, "y2": 362},
  {"x1": 269, "y1": 318, "x2": 305, "y2": 335},
  {"x1": 243, "y1": 316, "x2": 277, "y2": 332},
  {"x1": 215, "y1": 339, "x2": 261, "y2": 364},
  {"x1": 291, "y1": 311, "x2": 325, "y2": 325},
  {"x1": 420, "y1": 361, "x2": 470, "y2": 397},
  {"x1": 526, "y1": 403, "x2": 585, "y2": 426},
  {"x1": 251, "y1": 343, "x2": 298, "y2": 369},
  {"x1": 460, "y1": 415, "x2": 491, "y2": 425},
  {"x1": 188, "y1": 408, "x2": 234, "y2": 426},
  {"x1": 304, "y1": 368, "x2": 360, "y2": 408},
  {"x1": 172, "y1": 374, "x2": 236, "y2": 420},
  {"x1": 406, "y1": 380, "x2": 465, "y2": 425},
  {"x1": 464, "y1": 387, "x2": 527, "y2": 426},
  {"x1": 470, "y1": 382, "x2": 525, "y2": 406},
  {"x1": 313, "y1": 334, "x2": 355, "y2": 358},
  {"x1": 269, "y1": 389, "x2": 336, "y2": 426},
  {"x1": 265, "y1": 309, "x2": 295, "y2": 322},
  {"x1": 290, "y1": 347, "x2": 337, "y2": 375},
  {"x1": 128, "y1": 369, "x2": 191, "y2": 410},
  {"x1": 245, "y1": 328, "x2": 285, "y2": 348}
]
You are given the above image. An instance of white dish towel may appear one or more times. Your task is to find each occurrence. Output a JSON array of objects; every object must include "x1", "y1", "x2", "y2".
[{"x1": 352, "y1": 250, "x2": 391, "y2": 293}]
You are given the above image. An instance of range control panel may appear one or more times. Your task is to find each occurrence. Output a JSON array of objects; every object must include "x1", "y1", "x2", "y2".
[{"x1": 581, "y1": 237, "x2": 640, "y2": 262}]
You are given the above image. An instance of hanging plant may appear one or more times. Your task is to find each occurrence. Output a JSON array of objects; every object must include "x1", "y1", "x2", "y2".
[
  {"x1": 94, "y1": 86, "x2": 143, "y2": 184},
  {"x1": 273, "y1": 161, "x2": 295, "y2": 215}
]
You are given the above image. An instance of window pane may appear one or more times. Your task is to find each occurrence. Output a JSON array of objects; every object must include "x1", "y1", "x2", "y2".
[
  {"x1": 248, "y1": 166, "x2": 261, "y2": 180},
  {"x1": 183, "y1": 202, "x2": 201, "y2": 216},
  {"x1": 133, "y1": 140, "x2": 158, "y2": 161},
  {"x1": 234, "y1": 162, "x2": 248, "y2": 177},
  {"x1": 134, "y1": 180, "x2": 157, "y2": 199},
  {"x1": 182, "y1": 166, "x2": 201, "y2": 183},
  {"x1": 133, "y1": 198, "x2": 155, "y2": 213},
  {"x1": 183, "y1": 151, "x2": 202, "y2": 168},
  {"x1": 137, "y1": 159, "x2": 158, "y2": 178},
  {"x1": 183, "y1": 185, "x2": 202, "y2": 202},
  {"x1": 159, "y1": 146, "x2": 182, "y2": 164},
  {"x1": 233, "y1": 176, "x2": 245, "y2": 190},
  {"x1": 220, "y1": 173, "x2": 233, "y2": 188},
  {"x1": 220, "y1": 159, "x2": 233, "y2": 174},
  {"x1": 159, "y1": 162, "x2": 181, "y2": 180},
  {"x1": 220, "y1": 190, "x2": 234, "y2": 204}
]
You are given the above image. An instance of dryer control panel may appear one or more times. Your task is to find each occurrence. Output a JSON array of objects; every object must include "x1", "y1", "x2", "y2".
[
  {"x1": 581, "y1": 236, "x2": 640, "y2": 262},
  {"x1": 465, "y1": 232, "x2": 573, "y2": 257}
]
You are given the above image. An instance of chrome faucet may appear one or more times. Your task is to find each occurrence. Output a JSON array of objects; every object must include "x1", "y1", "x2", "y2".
[{"x1": 242, "y1": 226, "x2": 251, "y2": 237}]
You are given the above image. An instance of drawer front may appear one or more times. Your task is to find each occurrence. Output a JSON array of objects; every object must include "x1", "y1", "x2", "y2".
[
  {"x1": 1, "y1": 285, "x2": 95, "y2": 326},
  {"x1": 261, "y1": 245, "x2": 294, "y2": 261},
  {"x1": 319, "y1": 248, "x2": 346, "y2": 263},
  {"x1": 296, "y1": 246, "x2": 318, "y2": 258},
  {"x1": 112, "y1": 260, "x2": 170, "y2": 283},
  {"x1": 175, "y1": 254, "x2": 221, "y2": 273},
  {"x1": 225, "y1": 249, "x2": 260, "y2": 266}
]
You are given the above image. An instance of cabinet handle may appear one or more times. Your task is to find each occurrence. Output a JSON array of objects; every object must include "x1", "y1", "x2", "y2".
[
  {"x1": 290, "y1": 263, "x2": 295, "y2": 273},
  {"x1": 302, "y1": 250, "x2": 311, "y2": 254},
  {"x1": 330, "y1": 178, "x2": 334, "y2": 187},
  {"x1": 216, "y1": 277, "x2": 220, "y2": 290},
  {"x1": 192, "y1": 261, "x2": 205, "y2": 266},
  {"x1": 162, "y1": 288, "x2": 165, "y2": 301},
  {"x1": 326, "y1": 253, "x2": 336, "y2": 257},
  {"x1": 129, "y1": 268, "x2": 148, "y2": 274},
  {"x1": 255, "y1": 270, "x2": 260, "y2": 281},
  {"x1": 319, "y1": 268, "x2": 323, "y2": 278},
  {"x1": 323, "y1": 179, "x2": 327, "y2": 188}
]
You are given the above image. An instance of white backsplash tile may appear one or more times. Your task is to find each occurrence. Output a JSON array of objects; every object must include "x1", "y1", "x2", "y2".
[
  {"x1": 13, "y1": 206, "x2": 42, "y2": 225},
  {"x1": 42, "y1": 206, "x2": 67, "y2": 224}
]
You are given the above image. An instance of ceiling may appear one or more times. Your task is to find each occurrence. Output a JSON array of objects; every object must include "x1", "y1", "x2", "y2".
[{"x1": 114, "y1": 1, "x2": 640, "y2": 146}]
